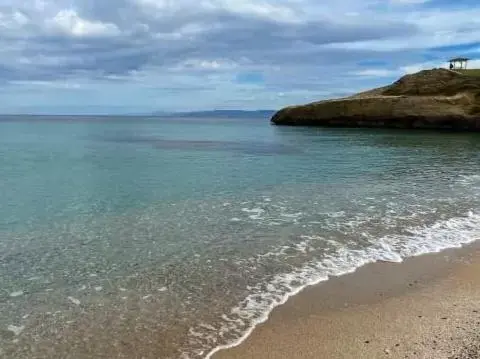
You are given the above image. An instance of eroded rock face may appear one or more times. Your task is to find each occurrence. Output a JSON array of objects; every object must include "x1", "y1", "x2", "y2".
[{"x1": 271, "y1": 69, "x2": 480, "y2": 131}]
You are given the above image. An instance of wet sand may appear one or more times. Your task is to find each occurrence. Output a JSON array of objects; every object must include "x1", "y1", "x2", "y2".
[{"x1": 213, "y1": 242, "x2": 480, "y2": 359}]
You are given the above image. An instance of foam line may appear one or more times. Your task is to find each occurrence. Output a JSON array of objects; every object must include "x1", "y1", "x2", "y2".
[{"x1": 202, "y1": 211, "x2": 480, "y2": 359}]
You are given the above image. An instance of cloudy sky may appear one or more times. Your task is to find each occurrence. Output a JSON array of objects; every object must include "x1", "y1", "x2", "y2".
[{"x1": 0, "y1": 0, "x2": 479, "y2": 114}]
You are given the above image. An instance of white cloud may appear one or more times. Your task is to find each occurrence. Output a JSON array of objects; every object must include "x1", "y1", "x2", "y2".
[
  {"x1": 208, "y1": 0, "x2": 300, "y2": 22},
  {"x1": 135, "y1": 0, "x2": 299, "y2": 22},
  {"x1": 48, "y1": 9, "x2": 120, "y2": 37},
  {"x1": 400, "y1": 59, "x2": 480, "y2": 74},
  {"x1": 134, "y1": 0, "x2": 174, "y2": 13},
  {"x1": 171, "y1": 58, "x2": 239, "y2": 71},
  {"x1": 9, "y1": 80, "x2": 82, "y2": 89},
  {"x1": 0, "y1": 10, "x2": 29, "y2": 30},
  {"x1": 389, "y1": 0, "x2": 430, "y2": 4},
  {"x1": 322, "y1": 7, "x2": 480, "y2": 51},
  {"x1": 353, "y1": 69, "x2": 399, "y2": 77}
]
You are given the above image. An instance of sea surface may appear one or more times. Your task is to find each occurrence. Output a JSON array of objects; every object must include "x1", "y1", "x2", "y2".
[{"x1": 1, "y1": 115, "x2": 480, "y2": 358}]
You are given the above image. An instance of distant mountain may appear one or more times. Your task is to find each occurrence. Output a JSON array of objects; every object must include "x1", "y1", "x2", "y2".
[{"x1": 152, "y1": 110, "x2": 276, "y2": 119}]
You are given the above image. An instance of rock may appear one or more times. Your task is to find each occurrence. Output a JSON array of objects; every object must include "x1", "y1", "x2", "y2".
[
  {"x1": 0, "y1": 329, "x2": 15, "y2": 339},
  {"x1": 7, "y1": 325, "x2": 25, "y2": 336},
  {"x1": 9, "y1": 291, "x2": 24, "y2": 298},
  {"x1": 271, "y1": 69, "x2": 480, "y2": 131},
  {"x1": 67, "y1": 296, "x2": 81, "y2": 306}
]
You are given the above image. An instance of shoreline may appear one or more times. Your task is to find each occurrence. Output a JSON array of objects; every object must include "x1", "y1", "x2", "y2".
[
  {"x1": 205, "y1": 211, "x2": 480, "y2": 358},
  {"x1": 212, "y1": 240, "x2": 480, "y2": 359}
]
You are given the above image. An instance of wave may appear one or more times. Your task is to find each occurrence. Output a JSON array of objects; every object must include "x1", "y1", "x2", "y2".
[
  {"x1": 196, "y1": 211, "x2": 480, "y2": 359},
  {"x1": 457, "y1": 174, "x2": 480, "y2": 186}
]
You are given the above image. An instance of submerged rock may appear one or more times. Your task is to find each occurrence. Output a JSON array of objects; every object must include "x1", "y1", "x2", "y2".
[{"x1": 271, "y1": 69, "x2": 480, "y2": 131}]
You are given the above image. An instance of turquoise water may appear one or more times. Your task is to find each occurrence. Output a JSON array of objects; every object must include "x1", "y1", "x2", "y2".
[{"x1": 1, "y1": 116, "x2": 480, "y2": 358}]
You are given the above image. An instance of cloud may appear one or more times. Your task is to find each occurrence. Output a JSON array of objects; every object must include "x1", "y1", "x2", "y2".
[
  {"x1": 352, "y1": 69, "x2": 400, "y2": 78},
  {"x1": 47, "y1": 9, "x2": 120, "y2": 37},
  {"x1": 401, "y1": 59, "x2": 480, "y2": 74},
  {"x1": 0, "y1": 0, "x2": 478, "y2": 113},
  {"x1": 389, "y1": 0, "x2": 430, "y2": 4},
  {"x1": 9, "y1": 80, "x2": 82, "y2": 89}
]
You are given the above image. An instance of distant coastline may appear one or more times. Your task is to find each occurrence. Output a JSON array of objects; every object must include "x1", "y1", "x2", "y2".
[
  {"x1": 152, "y1": 109, "x2": 276, "y2": 119},
  {"x1": 0, "y1": 110, "x2": 276, "y2": 119}
]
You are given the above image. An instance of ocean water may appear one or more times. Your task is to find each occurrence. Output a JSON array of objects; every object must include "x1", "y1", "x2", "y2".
[{"x1": 1, "y1": 115, "x2": 480, "y2": 358}]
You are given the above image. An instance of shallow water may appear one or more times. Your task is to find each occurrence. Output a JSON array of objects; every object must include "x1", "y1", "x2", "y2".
[{"x1": 1, "y1": 116, "x2": 480, "y2": 358}]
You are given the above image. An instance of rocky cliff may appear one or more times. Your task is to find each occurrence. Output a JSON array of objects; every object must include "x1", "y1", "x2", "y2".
[{"x1": 271, "y1": 69, "x2": 480, "y2": 131}]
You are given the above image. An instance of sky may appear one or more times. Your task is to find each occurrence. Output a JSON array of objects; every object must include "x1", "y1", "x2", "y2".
[{"x1": 0, "y1": 0, "x2": 479, "y2": 114}]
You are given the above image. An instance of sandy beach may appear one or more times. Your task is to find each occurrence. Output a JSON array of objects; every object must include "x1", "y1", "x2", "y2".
[{"x1": 213, "y1": 242, "x2": 480, "y2": 359}]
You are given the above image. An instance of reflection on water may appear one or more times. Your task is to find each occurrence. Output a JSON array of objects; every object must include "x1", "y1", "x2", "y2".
[{"x1": 97, "y1": 133, "x2": 301, "y2": 155}]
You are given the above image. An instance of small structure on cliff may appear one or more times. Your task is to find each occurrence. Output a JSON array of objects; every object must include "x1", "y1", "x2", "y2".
[{"x1": 448, "y1": 57, "x2": 470, "y2": 70}]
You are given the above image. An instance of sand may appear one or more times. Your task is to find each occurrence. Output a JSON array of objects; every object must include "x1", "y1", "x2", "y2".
[
  {"x1": 3, "y1": 244, "x2": 478, "y2": 359},
  {"x1": 213, "y1": 242, "x2": 480, "y2": 359}
]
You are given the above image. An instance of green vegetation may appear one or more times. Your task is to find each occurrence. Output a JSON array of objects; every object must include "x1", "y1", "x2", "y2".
[
  {"x1": 458, "y1": 69, "x2": 480, "y2": 77},
  {"x1": 381, "y1": 68, "x2": 480, "y2": 97}
]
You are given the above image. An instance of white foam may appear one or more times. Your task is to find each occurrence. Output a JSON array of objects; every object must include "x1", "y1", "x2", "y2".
[
  {"x1": 458, "y1": 174, "x2": 480, "y2": 185},
  {"x1": 7, "y1": 325, "x2": 25, "y2": 336},
  {"x1": 9, "y1": 291, "x2": 24, "y2": 298},
  {"x1": 256, "y1": 239, "x2": 311, "y2": 259},
  {"x1": 242, "y1": 207, "x2": 265, "y2": 220},
  {"x1": 280, "y1": 212, "x2": 303, "y2": 219},
  {"x1": 294, "y1": 240, "x2": 313, "y2": 254},
  {"x1": 67, "y1": 296, "x2": 81, "y2": 306},
  {"x1": 202, "y1": 211, "x2": 480, "y2": 359},
  {"x1": 241, "y1": 208, "x2": 264, "y2": 215}
]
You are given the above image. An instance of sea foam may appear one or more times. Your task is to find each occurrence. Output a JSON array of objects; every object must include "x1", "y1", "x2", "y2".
[{"x1": 199, "y1": 211, "x2": 480, "y2": 359}]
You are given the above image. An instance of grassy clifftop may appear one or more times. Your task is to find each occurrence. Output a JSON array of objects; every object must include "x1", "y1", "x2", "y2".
[
  {"x1": 271, "y1": 69, "x2": 480, "y2": 131},
  {"x1": 458, "y1": 69, "x2": 480, "y2": 77}
]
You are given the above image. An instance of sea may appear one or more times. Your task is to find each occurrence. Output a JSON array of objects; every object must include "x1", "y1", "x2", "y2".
[{"x1": 1, "y1": 115, "x2": 479, "y2": 358}]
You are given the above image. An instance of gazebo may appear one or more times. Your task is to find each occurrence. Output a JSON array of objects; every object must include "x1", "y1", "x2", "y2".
[{"x1": 448, "y1": 57, "x2": 470, "y2": 70}]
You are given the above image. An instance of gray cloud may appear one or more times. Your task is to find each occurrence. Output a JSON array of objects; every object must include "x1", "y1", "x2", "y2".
[
  {"x1": 0, "y1": 0, "x2": 478, "y2": 112},
  {"x1": 0, "y1": 0, "x2": 421, "y2": 83}
]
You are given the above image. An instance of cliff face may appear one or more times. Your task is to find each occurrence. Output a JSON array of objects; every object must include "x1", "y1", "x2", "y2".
[{"x1": 271, "y1": 69, "x2": 480, "y2": 131}]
